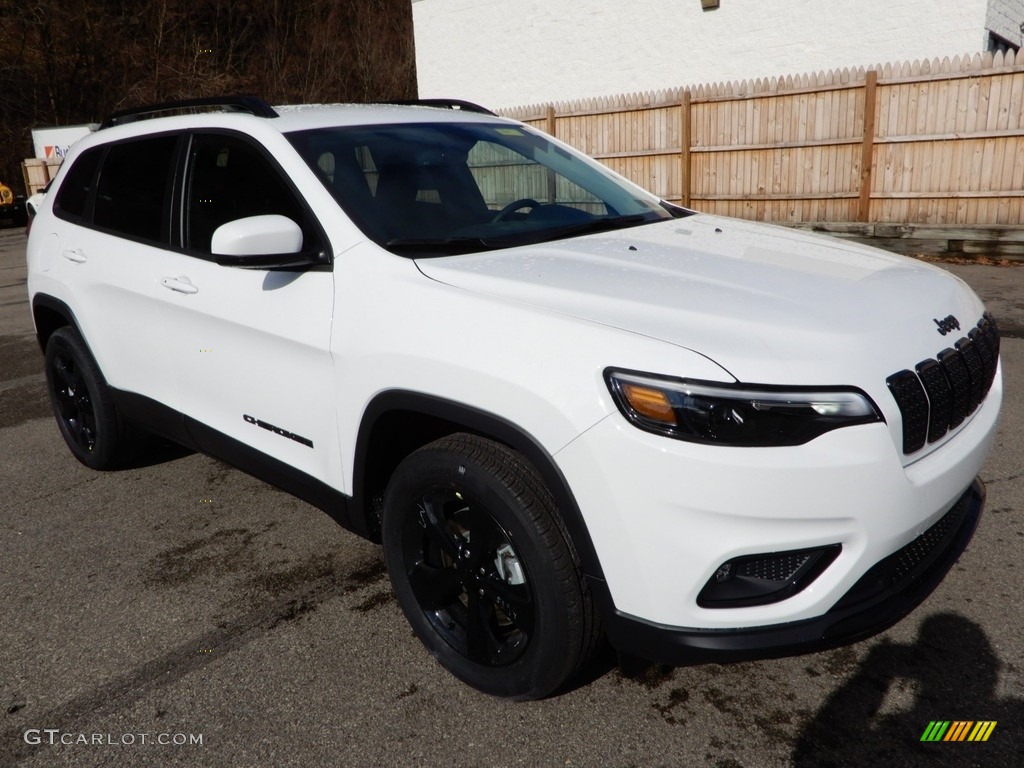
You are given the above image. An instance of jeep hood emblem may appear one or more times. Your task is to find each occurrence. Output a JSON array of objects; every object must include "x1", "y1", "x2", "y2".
[{"x1": 934, "y1": 314, "x2": 960, "y2": 336}]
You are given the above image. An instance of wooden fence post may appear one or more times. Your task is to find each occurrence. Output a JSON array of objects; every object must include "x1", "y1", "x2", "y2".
[
  {"x1": 681, "y1": 90, "x2": 692, "y2": 208},
  {"x1": 546, "y1": 105, "x2": 558, "y2": 203},
  {"x1": 858, "y1": 70, "x2": 878, "y2": 222}
]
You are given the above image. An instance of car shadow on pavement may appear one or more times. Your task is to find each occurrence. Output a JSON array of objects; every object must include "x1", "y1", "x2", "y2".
[
  {"x1": 119, "y1": 437, "x2": 195, "y2": 470},
  {"x1": 792, "y1": 612, "x2": 1022, "y2": 767}
]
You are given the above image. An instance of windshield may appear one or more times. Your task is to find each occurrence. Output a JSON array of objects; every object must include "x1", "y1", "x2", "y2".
[{"x1": 287, "y1": 122, "x2": 687, "y2": 256}]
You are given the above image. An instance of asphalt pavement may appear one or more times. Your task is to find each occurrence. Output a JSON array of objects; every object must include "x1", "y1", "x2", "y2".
[{"x1": 1, "y1": 225, "x2": 1022, "y2": 767}]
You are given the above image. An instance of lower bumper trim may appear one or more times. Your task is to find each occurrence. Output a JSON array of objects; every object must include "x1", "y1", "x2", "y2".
[{"x1": 605, "y1": 478, "x2": 985, "y2": 665}]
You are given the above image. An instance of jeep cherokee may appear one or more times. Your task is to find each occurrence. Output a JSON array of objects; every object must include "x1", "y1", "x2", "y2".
[{"x1": 26, "y1": 96, "x2": 1002, "y2": 699}]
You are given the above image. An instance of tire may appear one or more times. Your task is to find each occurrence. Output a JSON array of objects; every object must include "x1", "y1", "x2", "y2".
[
  {"x1": 44, "y1": 327, "x2": 132, "y2": 470},
  {"x1": 382, "y1": 433, "x2": 600, "y2": 700}
]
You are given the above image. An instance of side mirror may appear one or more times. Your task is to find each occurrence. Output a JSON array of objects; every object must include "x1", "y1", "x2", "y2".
[{"x1": 211, "y1": 215, "x2": 326, "y2": 268}]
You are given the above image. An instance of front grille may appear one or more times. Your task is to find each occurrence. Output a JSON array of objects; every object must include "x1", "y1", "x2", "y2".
[
  {"x1": 886, "y1": 313, "x2": 1000, "y2": 454},
  {"x1": 886, "y1": 499, "x2": 965, "y2": 583},
  {"x1": 739, "y1": 553, "x2": 811, "y2": 582},
  {"x1": 697, "y1": 545, "x2": 842, "y2": 608},
  {"x1": 831, "y1": 484, "x2": 975, "y2": 612}
]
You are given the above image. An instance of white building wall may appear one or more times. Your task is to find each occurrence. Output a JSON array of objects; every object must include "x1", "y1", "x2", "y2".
[
  {"x1": 414, "y1": 0, "x2": 1024, "y2": 108},
  {"x1": 988, "y1": 0, "x2": 1024, "y2": 43}
]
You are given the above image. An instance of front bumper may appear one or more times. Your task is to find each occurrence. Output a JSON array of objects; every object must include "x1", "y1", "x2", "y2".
[
  {"x1": 602, "y1": 479, "x2": 984, "y2": 664},
  {"x1": 552, "y1": 360, "x2": 999, "y2": 662}
]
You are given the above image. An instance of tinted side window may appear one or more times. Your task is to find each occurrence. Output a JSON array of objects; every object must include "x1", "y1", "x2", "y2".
[
  {"x1": 54, "y1": 147, "x2": 103, "y2": 222},
  {"x1": 185, "y1": 133, "x2": 320, "y2": 254},
  {"x1": 93, "y1": 136, "x2": 178, "y2": 243}
]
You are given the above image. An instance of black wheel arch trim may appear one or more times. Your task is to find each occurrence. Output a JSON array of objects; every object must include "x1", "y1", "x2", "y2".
[
  {"x1": 353, "y1": 390, "x2": 609, "y2": 591},
  {"x1": 31, "y1": 294, "x2": 84, "y2": 354}
]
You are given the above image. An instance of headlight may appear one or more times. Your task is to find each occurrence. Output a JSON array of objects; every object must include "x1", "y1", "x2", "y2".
[{"x1": 605, "y1": 369, "x2": 882, "y2": 446}]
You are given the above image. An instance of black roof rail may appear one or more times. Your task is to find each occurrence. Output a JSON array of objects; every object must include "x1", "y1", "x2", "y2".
[
  {"x1": 381, "y1": 99, "x2": 497, "y2": 116},
  {"x1": 100, "y1": 96, "x2": 278, "y2": 129}
]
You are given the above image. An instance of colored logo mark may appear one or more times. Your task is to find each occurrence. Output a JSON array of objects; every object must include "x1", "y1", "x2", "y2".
[{"x1": 920, "y1": 721, "x2": 997, "y2": 742}]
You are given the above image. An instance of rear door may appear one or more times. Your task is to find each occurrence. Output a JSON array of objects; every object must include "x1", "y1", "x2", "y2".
[{"x1": 49, "y1": 135, "x2": 181, "y2": 410}]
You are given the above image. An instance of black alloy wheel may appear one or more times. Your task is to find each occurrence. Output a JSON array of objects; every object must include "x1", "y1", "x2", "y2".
[
  {"x1": 382, "y1": 434, "x2": 600, "y2": 700},
  {"x1": 400, "y1": 486, "x2": 535, "y2": 666},
  {"x1": 44, "y1": 327, "x2": 130, "y2": 470},
  {"x1": 52, "y1": 348, "x2": 97, "y2": 453}
]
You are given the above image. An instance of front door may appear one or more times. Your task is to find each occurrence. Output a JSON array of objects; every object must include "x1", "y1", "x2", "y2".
[{"x1": 157, "y1": 132, "x2": 341, "y2": 489}]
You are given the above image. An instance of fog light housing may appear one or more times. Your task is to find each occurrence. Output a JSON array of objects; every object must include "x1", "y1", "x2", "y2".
[{"x1": 697, "y1": 545, "x2": 841, "y2": 608}]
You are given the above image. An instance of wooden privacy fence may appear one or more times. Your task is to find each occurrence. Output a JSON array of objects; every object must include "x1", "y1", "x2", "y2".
[{"x1": 500, "y1": 50, "x2": 1024, "y2": 227}]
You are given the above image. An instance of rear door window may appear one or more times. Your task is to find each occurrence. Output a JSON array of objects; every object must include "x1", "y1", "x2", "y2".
[
  {"x1": 53, "y1": 147, "x2": 103, "y2": 223},
  {"x1": 92, "y1": 136, "x2": 178, "y2": 243}
]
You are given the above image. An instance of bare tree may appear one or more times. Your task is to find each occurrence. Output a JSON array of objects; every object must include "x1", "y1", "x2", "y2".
[{"x1": 0, "y1": 0, "x2": 417, "y2": 190}]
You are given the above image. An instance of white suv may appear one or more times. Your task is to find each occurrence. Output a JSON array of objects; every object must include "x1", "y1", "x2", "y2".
[{"x1": 26, "y1": 97, "x2": 1001, "y2": 699}]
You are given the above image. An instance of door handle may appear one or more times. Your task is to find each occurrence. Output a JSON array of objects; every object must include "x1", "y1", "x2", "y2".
[
  {"x1": 161, "y1": 276, "x2": 199, "y2": 295},
  {"x1": 61, "y1": 249, "x2": 87, "y2": 263}
]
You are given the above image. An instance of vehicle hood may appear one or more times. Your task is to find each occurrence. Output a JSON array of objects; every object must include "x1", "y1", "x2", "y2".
[{"x1": 415, "y1": 214, "x2": 987, "y2": 389}]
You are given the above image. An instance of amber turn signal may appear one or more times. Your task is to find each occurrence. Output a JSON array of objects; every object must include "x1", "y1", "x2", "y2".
[{"x1": 620, "y1": 383, "x2": 677, "y2": 425}]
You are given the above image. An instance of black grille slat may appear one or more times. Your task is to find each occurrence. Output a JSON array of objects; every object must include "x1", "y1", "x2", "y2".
[
  {"x1": 938, "y1": 349, "x2": 971, "y2": 429},
  {"x1": 887, "y1": 315, "x2": 1000, "y2": 455},
  {"x1": 983, "y1": 313, "x2": 1001, "y2": 362},
  {"x1": 970, "y1": 328, "x2": 994, "y2": 375},
  {"x1": 976, "y1": 317, "x2": 1000, "y2": 391},
  {"x1": 887, "y1": 370, "x2": 929, "y2": 454},
  {"x1": 916, "y1": 359, "x2": 951, "y2": 443},
  {"x1": 956, "y1": 338, "x2": 985, "y2": 412}
]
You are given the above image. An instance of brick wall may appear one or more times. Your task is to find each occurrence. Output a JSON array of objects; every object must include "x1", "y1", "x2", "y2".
[
  {"x1": 987, "y1": 0, "x2": 1024, "y2": 44},
  {"x1": 414, "y1": 0, "x2": 1022, "y2": 108}
]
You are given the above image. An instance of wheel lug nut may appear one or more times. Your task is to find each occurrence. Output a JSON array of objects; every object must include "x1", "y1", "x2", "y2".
[
  {"x1": 478, "y1": 567, "x2": 485, "y2": 574},
  {"x1": 478, "y1": 588, "x2": 485, "y2": 596}
]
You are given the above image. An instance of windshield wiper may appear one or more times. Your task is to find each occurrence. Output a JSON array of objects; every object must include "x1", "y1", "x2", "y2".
[
  {"x1": 385, "y1": 236, "x2": 503, "y2": 255},
  {"x1": 521, "y1": 213, "x2": 657, "y2": 245},
  {"x1": 386, "y1": 214, "x2": 661, "y2": 256},
  {"x1": 660, "y1": 200, "x2": 698, "y2": 218}
]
